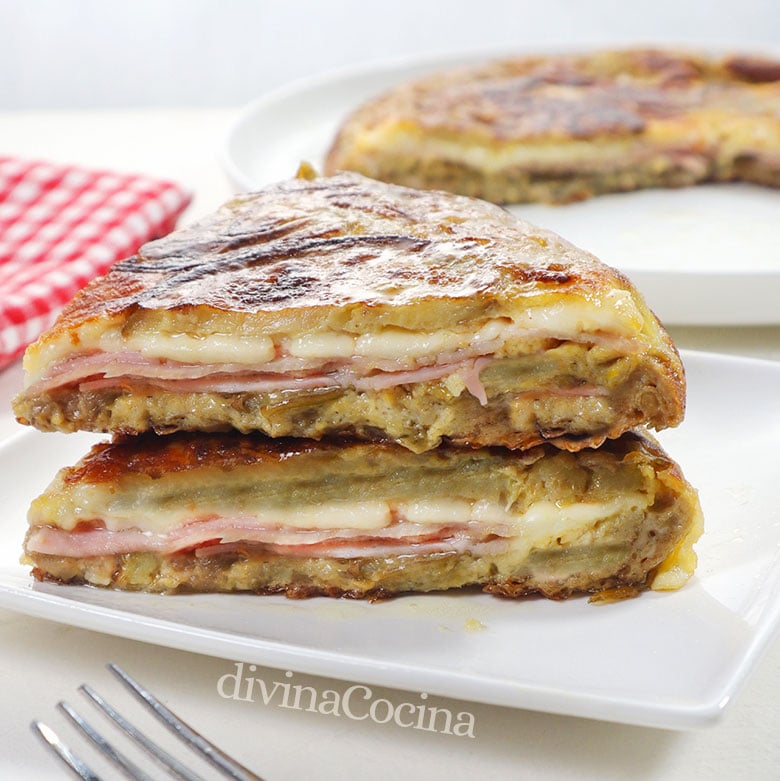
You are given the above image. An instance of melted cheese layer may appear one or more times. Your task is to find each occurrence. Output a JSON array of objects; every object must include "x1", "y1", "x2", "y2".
[
  {"x1": 30, "y1": 485, "x2": 648, "y2": 540},
  {"x1": 26, "y1": 294, "x2": 643, "y2": 385},
  {"x1": 354, "y1": 129, "x2": 644, "y2": 172}
]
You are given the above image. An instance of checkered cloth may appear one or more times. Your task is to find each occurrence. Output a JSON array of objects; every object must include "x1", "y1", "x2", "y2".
[{"x1": 0, "y1": 157, "x2": 191, "y2": 369}]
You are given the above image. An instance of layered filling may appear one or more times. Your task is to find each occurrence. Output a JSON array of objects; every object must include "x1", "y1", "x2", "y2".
[
  {"x1": 25, "y1": 434, "x2": 655, "y2": 564},
  {"x1": 24, "y1": 434, "x2": 702, "y2": 595},
  {"x1": 26, "y1": 494, "x2": 645, "y2": 561},
  {"x1": 334, "y1": 116, "x2": 780, "y2": 179},
  {"x1": 22, "y1": 294, "x2": 645, "y2": 408},
  {"x1": 334, "y1": 130, "x2": 713, "y2": 177}
]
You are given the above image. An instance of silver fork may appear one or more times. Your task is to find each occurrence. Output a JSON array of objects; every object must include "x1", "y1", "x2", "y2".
[{"x1": 31, "y1": 662, "x2": 265, "y2": 781}]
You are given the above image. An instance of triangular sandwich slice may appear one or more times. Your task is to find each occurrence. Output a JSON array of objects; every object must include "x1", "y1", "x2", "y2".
[{"x1": 15, "y1": 170, "x2": 684, "y2": 453}]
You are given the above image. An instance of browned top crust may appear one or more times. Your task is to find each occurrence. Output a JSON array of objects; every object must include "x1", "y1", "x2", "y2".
[
  {"x1": 58, "y1": 428, "x2": 670, "y2": 487},
  {"x1": 62, "y1": 433, "x2": 356, "y2": 485},
  {"x1": 37, "y1": 170, "x2": 666, "y2": 340},
  {"x1": 325, "y1": 48, "x2": 780, "y2": 148}
]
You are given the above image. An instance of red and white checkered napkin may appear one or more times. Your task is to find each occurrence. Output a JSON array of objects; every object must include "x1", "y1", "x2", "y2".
[{"x1": 0, "y1": 156, "x2": 192, "y2": 369}]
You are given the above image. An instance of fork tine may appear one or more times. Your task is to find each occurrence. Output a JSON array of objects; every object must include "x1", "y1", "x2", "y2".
[
  {"x1": 108, "y1": 664, "x2": 265, "y2": 781},
  {"x1": 31, "y1": 720, "x2": 104, "y2": 781},
  {"x1": 58, "y1": 701, "x2": 155, "y2": 781},
  {"x1": 80, "y1": 684, "x2": 206, "y2": 781}
]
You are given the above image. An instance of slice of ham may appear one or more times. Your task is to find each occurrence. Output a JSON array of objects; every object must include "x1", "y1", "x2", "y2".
[
  {"x1": 352, "y1": 356, "x2": 492, "y2": 402},
  {"x1": 26, "y1": 516, "x2": 514, "y2": 559},
  {"x1": 36, "y1": 351, "x2": 495, "y2": 405},
  {"x1": 78, "y1": 372, "x2": 338, "y2": 395}
]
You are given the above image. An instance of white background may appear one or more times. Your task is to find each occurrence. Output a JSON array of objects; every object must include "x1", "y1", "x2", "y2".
[{"x1": 0, "y1": 0, "x2": 778, "y2": 109}]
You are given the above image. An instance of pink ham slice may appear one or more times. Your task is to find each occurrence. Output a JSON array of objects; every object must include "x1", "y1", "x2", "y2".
[
  {"x1": 31, "y1": 350, "x2": 496, "y2": 405},
  {"x1": 26, "y1": 348, "x2": 610, "y2": 410},
  {"x1": 26, "y1": 517, "x2": 513, "y2": 559}
]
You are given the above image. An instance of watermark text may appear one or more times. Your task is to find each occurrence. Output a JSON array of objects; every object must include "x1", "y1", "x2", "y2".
[{"x1": 217, "y1": 662, "x2": 476, "y2": 738}]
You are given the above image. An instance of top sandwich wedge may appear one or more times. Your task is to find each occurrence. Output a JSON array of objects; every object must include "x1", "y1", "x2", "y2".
[{"x1": 13, "y1": 167, "x2": 684, "y2": 454}]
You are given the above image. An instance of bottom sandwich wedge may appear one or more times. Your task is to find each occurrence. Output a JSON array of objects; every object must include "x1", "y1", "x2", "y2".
[{"x1": 22, "y1": 431, "x2": 702, "y2": 600}]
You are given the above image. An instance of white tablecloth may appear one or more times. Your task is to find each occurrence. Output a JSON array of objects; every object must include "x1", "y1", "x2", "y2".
[{"x1": 1, "y1": 109, "x2": 779, "y2": 780}]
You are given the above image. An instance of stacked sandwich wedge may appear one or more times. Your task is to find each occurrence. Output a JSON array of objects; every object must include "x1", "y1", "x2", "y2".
[{"x1": 14, "y1": 168, "x2": 702, "y2": 600}]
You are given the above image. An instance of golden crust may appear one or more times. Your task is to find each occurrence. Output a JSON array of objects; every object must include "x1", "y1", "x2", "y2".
[
  {"x1": 325, "y1": 48, "x2": 780, "y2": 203},
  {"x1": 35, "y1": 172, "x2": 647, "y2": 338},
  {"x1": 50, "y1": 428, "x2": 653, "y2": 486},
  {"x1": 61, "y1": 431, "x2": 337, "y2": 485},
  {"x1": 23, "y1": 545, "x2": 673, "y2": 600}
]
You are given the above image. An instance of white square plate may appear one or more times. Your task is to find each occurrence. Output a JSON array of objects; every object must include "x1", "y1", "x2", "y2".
[{"x1": 1, "y1": 351, "x2": 779, "y2": 729}]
